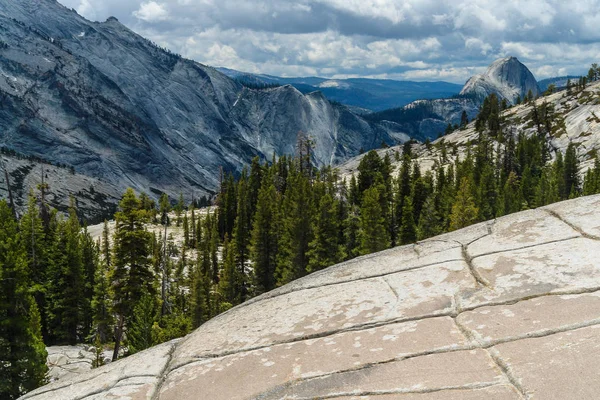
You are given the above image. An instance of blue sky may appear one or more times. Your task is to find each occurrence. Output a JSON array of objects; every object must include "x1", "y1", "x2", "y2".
[{"x1": 57, "y1": 0, "x2": 600, "y2": 83}]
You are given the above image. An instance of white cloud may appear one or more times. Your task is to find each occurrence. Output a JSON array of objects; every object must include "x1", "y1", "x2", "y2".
[
  {"x1": 56, "y1": 0, "x2": 600, "y2": 82},
  {"x1": 133, "y1": 1, "x2": 169, "y2": 22}
]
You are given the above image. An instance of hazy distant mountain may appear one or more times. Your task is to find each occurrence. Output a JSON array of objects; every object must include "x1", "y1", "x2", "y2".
[{"x1": 217, "y1": 67, "x2": 463, "y2": 112}]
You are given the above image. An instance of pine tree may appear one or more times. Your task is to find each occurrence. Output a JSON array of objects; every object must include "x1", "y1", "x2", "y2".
[
  {"x1": 175, "y1": 193, "x2": 184, "y2": 227},
  {"x1": 249, "y1": 180, "x2": 279, "y2": 295},
  {"x1": 307, "y1": 193, "x2": 343, "y2": 272},
  {"x1": 357, "y1": 150, "x2": 383, "y2": 194},
  {"x1": 207, "y1": 213, "x2": 220, "y2": 283},
  {"x1": 399, "y1": 196, "x2": 417, "y2": 244},
  {"x1": 46, "y1": 200, "x2": 84, "y2": 345},
  {"x1": 411, "y1": 163, "x2": 428, "y2": 225},
  {"x1": 535, "y1": 166, "x2": 560, "y2": 207},
  {"x1": 217, "y1": 173, "x2": 237, "y2": 240},
  {"x1": 564, "y1": 143, "x2": 580, "y2": 197},
  {"x1": 449, "y1": 177, "x2": 479, "y2": 231},
  {"x1": 233, "y1": 170, "x2": 251, "y2": 301},
  {"x1": 127, "y1": 290, "x2": 157, "y2": 355},
  {"x1": 91, "y1": 258, "x2": 114, "y2": 343},
  {"x1": 218, "y1": 235, "x2": 241, "y2": 307},
  {"x1": 101, "y1": 220, "x2": 111, "y2": 267},
  {"x1": 344, "y1": 205, "x2": 361, "y2": 260},
  {"x1": 20, "y1": 192, "x2": 48, "y2": 337},
  {"x1": 359, "y1": 185, "x2": 390, "y2": 255},
  {"x1": 191, "y1": 270, "x2": 210, "y2": 328},
  {"x1": 460, "y1": 110, "x2": 469, "y2": 128},
  {"x1": 111, "y1": 188, "x2": 153, "y2": 361},
  {"x1": 583, "y1": 157, "x2": 600, "y2": 195},
  {"x1": 159, "y1": 193, "x2": 170, "y2": 225},
  {"x1": 189, "y1": 205, "x2": 197, "y2": 248},
  {"x1": 500, "y1": 172, "x2": 523, "y2": 215},
  {"x1": 417, "y1": 195, "x2": 441, "y2": 240},
  {"x1": 80, "y1": 227, "x2": 98, "y2": 340},
  {"x1": 394, "y1": 154, "x2": 412, "y2": 238},
  {"x1": 182, "y1": 212, "x2": 189, "y2": 247},
  {"x1": 276, "y1": 169, "x2": 312, "y2": 286},
  {"x1": 0, "y1": 200, "x2": 48, "y2": 399}
]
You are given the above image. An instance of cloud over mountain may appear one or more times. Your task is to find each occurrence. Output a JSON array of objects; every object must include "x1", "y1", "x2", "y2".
[{"x1": 59, "y1": 0, "x2": 600, "y2": 82}]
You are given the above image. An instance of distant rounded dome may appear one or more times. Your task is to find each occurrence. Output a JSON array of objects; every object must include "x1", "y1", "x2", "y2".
[{"x1": 460, "y1": 56, "x2": 540, "y2": 104}]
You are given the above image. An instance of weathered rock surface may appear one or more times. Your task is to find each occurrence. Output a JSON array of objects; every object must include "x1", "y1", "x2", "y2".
[
  {"x1": 460, "y1": 57, "x2": 541, "y2": 104},
  {"x1": 45, "y1": 345, "x2": 116, "y2": 384},
  {"x1": 21, "y1": 194, "x2": 600, "y2": 399},
  {"x1": 46, "y1": 346, "x2": 96, "y2": 383}
]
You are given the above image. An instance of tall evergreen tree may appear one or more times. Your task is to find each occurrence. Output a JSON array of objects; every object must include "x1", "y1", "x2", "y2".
[
  {"x1": 276, "y1": 169, "x2": 312, "y2": 286},
  {"x1": 449, "y1": 177, "x2": 479, "y2": 231},
  {"x1": 191, "y1": 269, "x2": 210, "y2": 328},
  {"x1": 20, "y1": 192, "x2": 48, "y2": 337},
  {"x1": 111, "y1": 189, "x2": 153, "y2": 361},
  {"x1": 359, "y1": 185, "x2": 390, "y2": 255},
  {"x1": 159, "y1": 193, "x2": 171, "y2": 226},
  {"x1": 91, "y1": 258, "x2": 114, "y2": 344},
  {"x1": 101, "y1": 220, "x2": 111, "y2": 267},
  {"x1": 250, "y1": 180, "x2": 280, "y2": 295},
  {"x1": 417, "y1": 195, "x2": 441, "y2": 240},
  {"x1": 399, "y1": 196, "x2": 417, "y2": 244},
  {"x1": 0, "y1": 200, "x2": 47, "y2": 399},
  {"x1": 233, "y1": 170, "x2": 251, "y2": 301},
  {"x1": 46, "y1": 200, "x2": 84, "y2": 345},
  {"x1": 80, "y1": 227, "x2": 98, "y2": 340},
  {"x1": 344, "y1": 205, "x2": 361, "y2": 260},
  {"x1": 218, "y1": 235, "x2": 241, "y2": 307},
  {"x1": 307, "y1": 193, "x2": 343, "y2": 272},
  {"x1": 564, "y1": 143, "x2": 580, "y2": 197},
  {"x1": 127, "y1": 290, "x2": 157, "y2": 355}
]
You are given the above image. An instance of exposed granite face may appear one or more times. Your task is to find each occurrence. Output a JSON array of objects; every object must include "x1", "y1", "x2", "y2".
[
  {"x1": 460, "y1": 57, "x2": 541, "y2": 104},
  {"x1": 21, "y1": 194, "x2": 600, "y2": 399}
]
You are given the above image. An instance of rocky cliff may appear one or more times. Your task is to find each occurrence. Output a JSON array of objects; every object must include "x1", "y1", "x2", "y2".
[
  {"x1": 460, "y1": 56, "x2": 541, "y2": 103},
  {"x1": 20, "y1": 194, "x2": 600, "y2": 399}
]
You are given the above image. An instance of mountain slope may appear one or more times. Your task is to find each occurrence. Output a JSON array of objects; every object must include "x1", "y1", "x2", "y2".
[
  {"x1": 339, "y1": 79, "x2": 600, "y2": 181},
  {"x1": 0, "y1": 0, "x2": 402, "y2": 216}
]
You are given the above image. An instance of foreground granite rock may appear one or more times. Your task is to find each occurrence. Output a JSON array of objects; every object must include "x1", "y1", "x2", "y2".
[{"x1": 22, "y1": 195, "x2": 600, "y2": 399}]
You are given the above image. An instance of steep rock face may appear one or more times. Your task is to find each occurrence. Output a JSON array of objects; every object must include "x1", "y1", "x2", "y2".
[
  {"x1": 0, "y1": 0, "x2": 398, "y2": 208},
  {"x1": 20, "y1": 194, "x2": 600, "y2": 399},
  {"x1": 460, "y1": 56, "x2": 541, "y2": 103}
]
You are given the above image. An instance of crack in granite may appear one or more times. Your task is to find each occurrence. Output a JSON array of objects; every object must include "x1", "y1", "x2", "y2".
[{"x1": 542, "y1": 208, "x2": 600, "y2": 241}]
